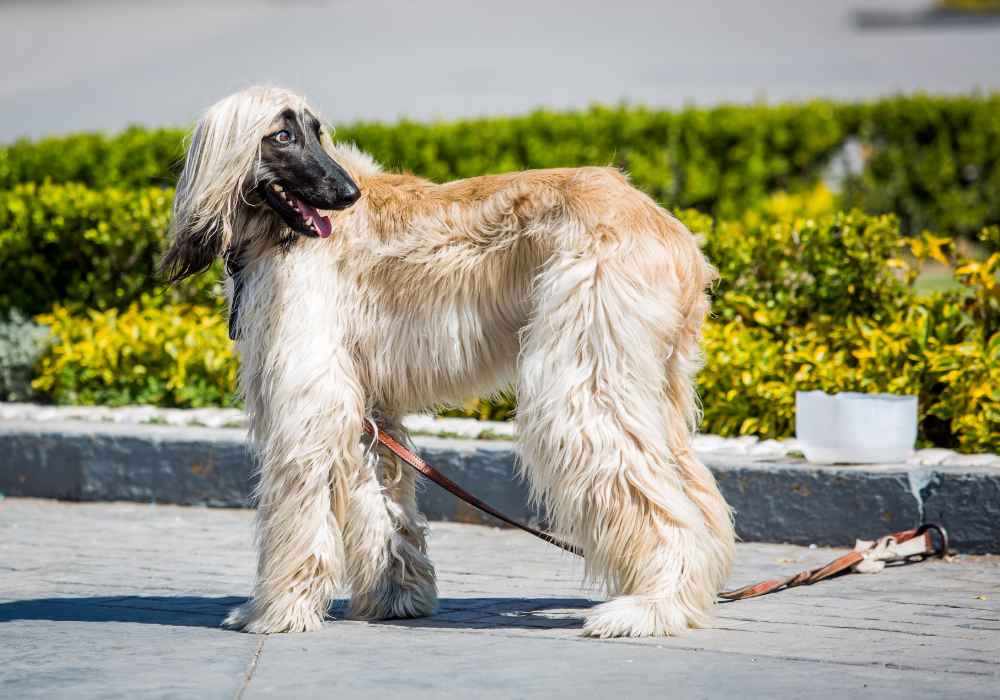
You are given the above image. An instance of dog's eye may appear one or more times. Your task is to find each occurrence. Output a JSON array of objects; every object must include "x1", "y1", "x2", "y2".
[{"x1": 272, "y1": 130, "x2": 293, "y2": 144}]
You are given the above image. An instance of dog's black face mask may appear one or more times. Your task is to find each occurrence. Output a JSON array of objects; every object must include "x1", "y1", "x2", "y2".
[{"x1": 258, "y1": 109, "x2": 360, "y2": 238}]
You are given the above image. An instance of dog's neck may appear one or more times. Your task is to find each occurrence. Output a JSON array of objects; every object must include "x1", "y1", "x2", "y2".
[
  {"x1": 327, "y1": 141, "x2": 383, "y2": 185},
  {"x1": 226, "y1": 142, "x2": 381, "y2": 340}
]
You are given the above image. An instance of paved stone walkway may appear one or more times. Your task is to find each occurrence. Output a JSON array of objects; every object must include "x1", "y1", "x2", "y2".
[{"x1": 1, "y1": 499, "x2": 997, "y2": 699}]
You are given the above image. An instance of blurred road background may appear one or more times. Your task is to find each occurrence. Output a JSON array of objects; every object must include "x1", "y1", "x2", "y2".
[{"x1": 2, "y1": 0, "x2": 999, "y2": 140}]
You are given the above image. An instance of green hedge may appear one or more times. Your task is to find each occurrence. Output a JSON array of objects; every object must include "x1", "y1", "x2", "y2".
[
  {"x1": 840, "y1": 95, "x2": 1000, "y2": 240},
  {"x1": 2, "y1": 97, "x2": 998, "y2": 318},
  {"x1": 0, "y1": 183, "x2": 219, "y2": 316},
  {"x1": 0, "y1": 126, "x2": 186, "y2": 190},
  {"x1": 0, "y1": 178, "x2": 899, "y2": 325},
  {"x1": 337, "y1": 102, "x2": 846, "y2": 218},
  {"x1": 3, "y1": 94, "x2": 998, "y2": 240}
]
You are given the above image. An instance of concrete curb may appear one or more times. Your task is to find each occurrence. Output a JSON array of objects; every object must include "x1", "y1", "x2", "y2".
[{"x1": 1, "y1": 420, "x2": 996, "y2": 552}]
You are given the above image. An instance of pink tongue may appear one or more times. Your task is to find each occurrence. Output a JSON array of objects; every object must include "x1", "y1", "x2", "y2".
[{"x1": 298, "y1": 201, "x2": 332, "y2": 238}]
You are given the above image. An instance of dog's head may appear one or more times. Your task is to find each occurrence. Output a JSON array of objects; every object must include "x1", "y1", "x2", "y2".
[
  {"x1": 162, "y1": 86, "x2": 360, "y2": 282},
  {"x1": 258, "y1": 108, "x2": 360, "y2": 239}
]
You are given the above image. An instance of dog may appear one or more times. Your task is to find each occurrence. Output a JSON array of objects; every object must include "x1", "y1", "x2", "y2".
[{"x1": 162, "y1": 86, "x2": 735, "y2": 638}]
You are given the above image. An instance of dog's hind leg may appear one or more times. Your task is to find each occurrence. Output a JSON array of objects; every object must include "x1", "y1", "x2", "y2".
[
  {"x1": 517, "y1": 236, "x2": 734, "y2": 638},
  {"x1": 344, "y1": 415, "x2": 438, "y2": 621}
]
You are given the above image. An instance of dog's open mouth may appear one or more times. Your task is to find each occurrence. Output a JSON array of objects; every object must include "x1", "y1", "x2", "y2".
[{"x1": 266, "y1": 183, "x2": 334, "y2": 238}]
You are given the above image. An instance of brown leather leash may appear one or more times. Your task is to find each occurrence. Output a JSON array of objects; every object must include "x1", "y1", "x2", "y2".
[
  {"x1": 363, "y1": 421, "x2": 949, "y2": 601},
  {"x1": 718, "y1": 523, "x2": 949, "y2": 601},
  {"x1": 363, "y1": 421, "x2": 582, "y2": 556}
]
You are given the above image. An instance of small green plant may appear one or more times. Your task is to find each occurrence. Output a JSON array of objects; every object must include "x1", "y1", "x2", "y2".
[{"x1": 0, "y1": 309, "x2": 51, "y2": 401}]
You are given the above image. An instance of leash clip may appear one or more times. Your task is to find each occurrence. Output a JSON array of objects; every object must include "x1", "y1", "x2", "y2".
[{"x1": 915, "y1": 522, "x2": 950, "y2": 559}]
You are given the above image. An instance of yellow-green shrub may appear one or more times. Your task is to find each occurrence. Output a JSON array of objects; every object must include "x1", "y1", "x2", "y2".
[
  {"x1": 681, "y1": 197, "x2": 910, "y2": 329},
  {"x1": 441, "y1": 309, "x2": 998, "y2": 453},
  {"x1": 698, "y1": 312, "x2": 998, "y2": 453},
  {"x1": 33, "y1": 301, "x2": 238, "y2": 407}
]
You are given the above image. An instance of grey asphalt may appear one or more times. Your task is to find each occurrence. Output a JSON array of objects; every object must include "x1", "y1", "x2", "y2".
[
  {"x1": 2, "y1": 0, "x2": 999, "y2": 141},
  {"x1": 1, "y1": 498, "x2": 997, "y2": 698}
]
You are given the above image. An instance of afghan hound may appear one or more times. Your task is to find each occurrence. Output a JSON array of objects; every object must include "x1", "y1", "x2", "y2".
[{"x1": 163, "y1": 86, "x2": 735, "y2": 638}]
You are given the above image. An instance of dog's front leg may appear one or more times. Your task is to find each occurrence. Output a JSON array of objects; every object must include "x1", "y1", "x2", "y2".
[
  {"x1": 344, "y1": 414, "x2": 438, "y2": 620},
  {"x1": 224, "y1": 366, "x2": 363, "y2": 634}
]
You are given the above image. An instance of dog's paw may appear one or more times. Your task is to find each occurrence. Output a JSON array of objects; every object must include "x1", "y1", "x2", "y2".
[
  {"x1": 222, "y1": 603, "x2": 252, "y2": 631},
  {"x1": 222, "y1": 600, "x2": 326, "y2": 634},
  {"x1": 349, "y1": 578, "x2": 438, "y2": 621},
  {"x1": 582, "y1": 595, "x2": 709, "y2": 639}
]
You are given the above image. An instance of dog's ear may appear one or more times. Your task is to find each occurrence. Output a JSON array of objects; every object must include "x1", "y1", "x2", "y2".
[
  {"x1": 161, "y1": 116, "x2": 227, "y2": 283},
  {"x1": 161, "y1": 219, "x2": 223, "y2": 283}
]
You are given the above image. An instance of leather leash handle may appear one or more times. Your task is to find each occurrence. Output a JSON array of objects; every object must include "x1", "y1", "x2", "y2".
[
  {"x1": 363, "y1": 422, "x2": 583, "y2": 556},
  {"x1": 718, "y1": 523, "x2": 949, "y2": 601}
]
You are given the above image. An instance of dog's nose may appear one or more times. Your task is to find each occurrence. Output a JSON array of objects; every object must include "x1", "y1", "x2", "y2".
[{"x1": 338, "y1": 184, "x2": 361, "y2": 208}]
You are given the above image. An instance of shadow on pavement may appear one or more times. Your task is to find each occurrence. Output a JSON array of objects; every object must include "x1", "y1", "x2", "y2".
[
  {"x1": 364, "y1": 596, "x2": 595, "y2": 632},
  {"x1": 0, "y1": 596, "x2": 247, "y2": 628},
  {"x1": 0, "y1": 595, "x2": 595, "y2": 631}
]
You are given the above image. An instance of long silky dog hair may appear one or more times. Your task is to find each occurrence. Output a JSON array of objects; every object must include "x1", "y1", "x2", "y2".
[{"x1": 164, "y1": 86, "x2": 735, "y2": 638}]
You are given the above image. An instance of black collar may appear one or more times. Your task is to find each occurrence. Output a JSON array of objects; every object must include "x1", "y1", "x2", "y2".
[{"x1": 225, "y1": 256, "x2": 245, "y2": 341}]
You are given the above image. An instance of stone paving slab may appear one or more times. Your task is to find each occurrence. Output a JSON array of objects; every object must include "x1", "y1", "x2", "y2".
[
  {"x1": 1, "y1": 420, "x2": 998, "y2": 552},
  {"x1": 0, "y1": 499, "x2": 998, "y2": 699}
]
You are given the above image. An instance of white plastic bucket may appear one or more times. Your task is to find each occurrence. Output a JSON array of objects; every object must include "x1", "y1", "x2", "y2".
[{"x1": 795, "y1": 391, "x2": 918, "y2": 464}]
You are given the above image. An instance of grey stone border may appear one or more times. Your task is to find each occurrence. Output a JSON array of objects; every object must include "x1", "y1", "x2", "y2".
[
  {"x1": 0, "y1": 420, "x2": 997, "y2": 553},
  {"x1": 3, "y1": 402, "x2": 996, "y2": 467}
]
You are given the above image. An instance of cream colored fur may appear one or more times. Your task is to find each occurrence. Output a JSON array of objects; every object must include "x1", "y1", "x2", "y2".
[{"x1": 168, "y1": 86, "x2": 735, "y2": 638}]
